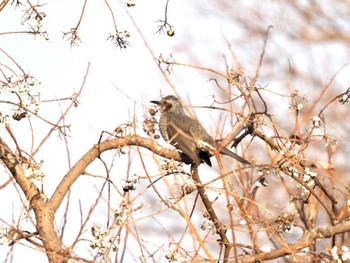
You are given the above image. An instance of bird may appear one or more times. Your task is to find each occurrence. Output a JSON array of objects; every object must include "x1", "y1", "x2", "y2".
[{"x1": 151, "y1": 95, "x2": 251, "y2": 167}]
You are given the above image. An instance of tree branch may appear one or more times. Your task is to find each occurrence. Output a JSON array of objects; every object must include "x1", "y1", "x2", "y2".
[
  {"x1": 239, "y1": 221, "x2": 350, "y2": 262},
  {"x1": 191, "y1": 164, "x2": 232, "y2": 263},
  {"x1": 0, "y1": 136, "x2": 67, "y2": 262},
  {"x1": 0, "y1": 0, "x2": 9, "y2": 13},
  {"x1": 49, "y1": 134, "x2": 182, "y2": 213}
]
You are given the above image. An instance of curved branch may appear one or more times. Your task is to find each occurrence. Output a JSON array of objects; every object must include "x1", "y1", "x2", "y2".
[
  {"x1": 239, "y1": 221, "x2": 350, "y2": 262},
  {"x1": 0, "y1": 137, "x2": 38, "y2": 202},
  {"x1": 49, "y1": 134, "x2": 182, "y2": 213},
  {"x1": 0, "y1": 136, "x2": 67, "y2": 262}
]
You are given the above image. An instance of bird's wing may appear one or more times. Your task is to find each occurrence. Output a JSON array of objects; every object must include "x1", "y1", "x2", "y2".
[
  {"x1": 164, "y1": 114, "x2": 249, "y2": 165},
  {"x1": 165, "y1": 114, "x2": 203, "y2": 165}
]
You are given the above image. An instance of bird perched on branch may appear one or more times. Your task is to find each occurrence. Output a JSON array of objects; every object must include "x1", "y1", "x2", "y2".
[{"x1": 151, "y1": 95, "x2": 251, "y2": 167}]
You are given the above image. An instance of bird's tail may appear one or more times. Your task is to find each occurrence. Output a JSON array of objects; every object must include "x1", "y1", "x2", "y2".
[{"x1": 220, "y1": 147, "x2": 251, "y2": 165}]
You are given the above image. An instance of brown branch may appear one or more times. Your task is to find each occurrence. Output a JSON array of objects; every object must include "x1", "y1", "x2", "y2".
[
  {"x1": 0, "y1": 98, "x2": 69, "y2": 130},
  {"x1": 223, "y1": 114, "x2": 254, "y2": 149},
  {"x1": 253, "y1": 25, "x2": 273, "y2": 81},
  {"x1": 239, "y1": 220, "x2": 350, "y2": 262},
  {"x1": 0, "y1": 136, "x2": 67, "y2": 262},
  {"x1": 191, "y1": 164, "x2": 232, "y2": 263},
  {"x1": 298, "y1": 67, "x2": 342, "y2": 127},
  {"x1": 0, "y1": 137, "x2": 38, "y2": 203},
  {"x1": 103, "y1": 0, "x2": 118, "y2": 32},
  {"x1": 253, "y1": 129, "x2": 337, "y2": 223},
  {"x1": 32, "y1": 62, "x2": 90, "y2": 157},
  {"x1": 48, "y1": 134, "x2": 182, "y2": 214},
  {"x1": 0, "y1": 0, "x2": 9, "y2": 12}
]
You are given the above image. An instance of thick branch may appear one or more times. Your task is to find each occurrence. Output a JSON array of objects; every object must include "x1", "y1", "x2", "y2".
[
  {"x1": 0, "y1": 137, "x2": 38, "y2": 200},
  {"x1": 222, "y1": 115, "x2": 252, "y2": 149},
  {"x1": 49, "y1": 134, "x2": 182, "y2": 213},
  {"x1": 0, "y1": 137, "x2": 67, "y2": 262}
]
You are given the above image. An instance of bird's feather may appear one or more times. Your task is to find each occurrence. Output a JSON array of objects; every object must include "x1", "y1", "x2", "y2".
[
  {"x1": 219, "y1": 147, "x2": 251, "y2": 165},
  {"x1": 198, "y1": 139, "x2": 251, "y2": 165},
  {"x1": 162, "y1": 113, "x2": 211, "y2": 166}
]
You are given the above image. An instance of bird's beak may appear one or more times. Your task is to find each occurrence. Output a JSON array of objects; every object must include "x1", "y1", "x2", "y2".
[{"x1": 150, "y1": 100, "x2": 160, "y2": 105}]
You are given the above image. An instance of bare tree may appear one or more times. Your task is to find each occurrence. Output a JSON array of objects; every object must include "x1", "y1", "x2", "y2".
[{"x1": 1, "y1": 0, "x2": 350, "y2": 262}]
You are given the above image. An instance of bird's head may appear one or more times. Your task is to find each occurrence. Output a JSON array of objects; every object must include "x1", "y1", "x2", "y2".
[{"x1": 151, "y1": 95, "x2": 185, "y2": 114}]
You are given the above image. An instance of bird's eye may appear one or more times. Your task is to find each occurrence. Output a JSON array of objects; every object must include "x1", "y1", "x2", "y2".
[{"x1": 164, "y1": 101, "x2": 172, "y2": 111}]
